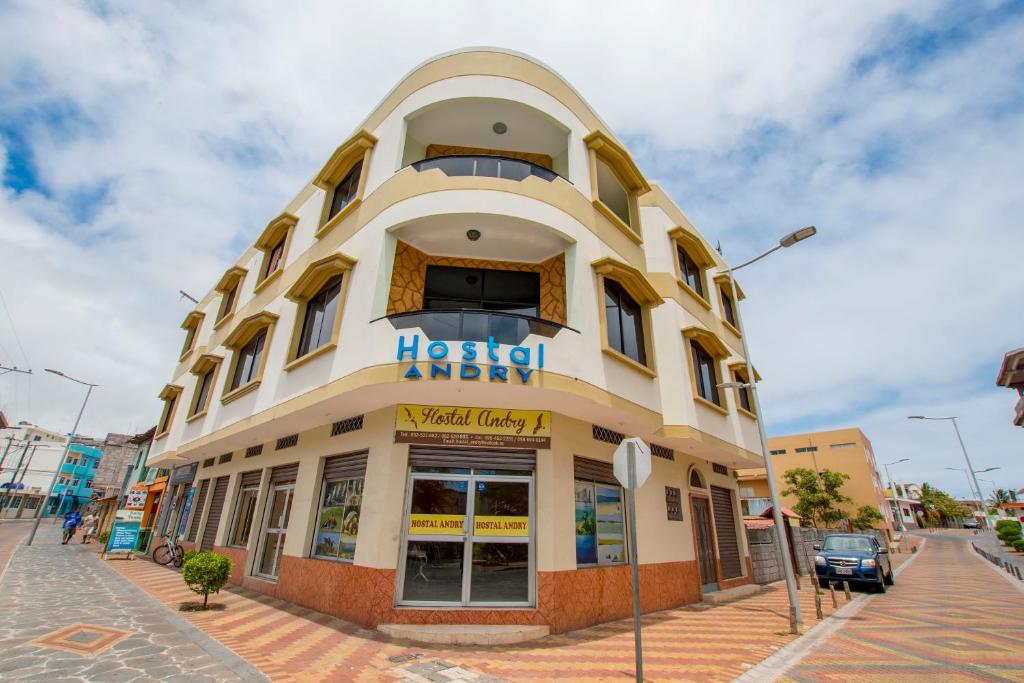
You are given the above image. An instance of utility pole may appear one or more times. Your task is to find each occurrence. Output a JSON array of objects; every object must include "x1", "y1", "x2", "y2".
[{"x1": 0, "y1": 442, "x2": 30, "y2": 510}]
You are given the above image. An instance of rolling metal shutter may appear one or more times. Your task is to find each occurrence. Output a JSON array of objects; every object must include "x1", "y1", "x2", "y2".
[
  {"x1": 573, "y1": 456, "x2": 618, "y2": 486},
  {"x1": 240, "y1": 470, "x2": 262, "y2": 488},
  {"x1": 408, "y1": 447, "x2": 535, "y2": 471},
  {"x1": 711, "y1": 486, "x2": 742, "y2": 579},
  {"x1": 199, "y1": 476, "x2": 229, "y2": 552},
  {"x1": 186, "y1": 479, "x2": 210, "y2": 542},
  {"x1": 323, "y1": 452, "x2": 369, "y2": 481},
  {"x1": 270, "y1": 463, "x2": 299, "y2": 484}
]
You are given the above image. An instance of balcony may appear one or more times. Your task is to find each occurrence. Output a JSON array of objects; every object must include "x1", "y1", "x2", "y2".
[
  {"x1": 411, "y1": 155, "x2": 558, "y2": 183},
  {"x1": 61, "y1": 462, "x2": 92, "y2": 475},
  {"x1": 387, "y1": 309, "x2": 570, "y2": 346}
]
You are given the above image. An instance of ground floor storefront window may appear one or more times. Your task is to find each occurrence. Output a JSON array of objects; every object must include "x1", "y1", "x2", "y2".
[
  {"x1": 312, "y1": 452, "x2": 368, "y2": 561},
  {"x1": 399, "y1": 449, "x2": 533, "y2": 607},
  {"x1": 228, "y1": 472, "x2": 261, "y2": 548},
  {"x1": 573, "y1": 457, "x2": 627, "y2": 566}
]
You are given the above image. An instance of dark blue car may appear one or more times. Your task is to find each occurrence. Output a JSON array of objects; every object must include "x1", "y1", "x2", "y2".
[{"x1": 814, "y1": 533, "x2": 894, "y2": 593}]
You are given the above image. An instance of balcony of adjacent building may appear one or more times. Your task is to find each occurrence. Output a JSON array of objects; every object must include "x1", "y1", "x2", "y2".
[
  {"x1": 400, "y1": 98, "x2": 572, "y2": 189},
  {"x1": 61, "y1": 460, "x2": 93, "y2": 476},
  {"x1": 381, "y1": 213, "x2": 575, "y2": 347}
]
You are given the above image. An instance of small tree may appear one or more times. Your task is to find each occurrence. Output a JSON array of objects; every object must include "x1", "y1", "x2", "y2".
[
  {"x1": 850, "y1": 505, "x2": 884, "y2": 530},
  {"x1": 781, "y1": 468, "x2": 852, "y2": 528},
  {"x1": 182, "y1": 551, "x2": 232, "y2": 608}
]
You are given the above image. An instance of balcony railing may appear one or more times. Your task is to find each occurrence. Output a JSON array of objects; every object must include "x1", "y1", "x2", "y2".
[
  {"x1": 386, "y1": 309, "x2": 572, "y2": 346},
  {"x1": 411, "y1": 155, "x2": 560, "y2": 183}
]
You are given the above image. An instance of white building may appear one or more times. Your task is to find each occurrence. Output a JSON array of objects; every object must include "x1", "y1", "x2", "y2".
[{"x1": 0, "y1": 422, "x2": 68, "y2": 518}]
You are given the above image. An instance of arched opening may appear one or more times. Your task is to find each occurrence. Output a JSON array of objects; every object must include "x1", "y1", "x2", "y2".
[{"x1": 689, "y1": 467, "x2": 706, "y2": 489}]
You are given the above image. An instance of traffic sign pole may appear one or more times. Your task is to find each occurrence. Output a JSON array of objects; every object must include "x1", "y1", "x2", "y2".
[{"x1": 626, "y1": 440, "x2": 644, "y2": 682}]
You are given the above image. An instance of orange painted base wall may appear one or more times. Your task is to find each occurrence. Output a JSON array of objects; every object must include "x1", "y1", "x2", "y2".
[
  {"x1": 214, "y1": 545, "x2": 249, "y2": 587},
  {"x1": 271, "y1": 556, "x2": 703, "y2": 634}
]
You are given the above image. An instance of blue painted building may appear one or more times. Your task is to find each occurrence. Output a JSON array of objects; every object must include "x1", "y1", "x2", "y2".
[{"x1": 49, "y1": 443, "x2": 102, "y2": 516}]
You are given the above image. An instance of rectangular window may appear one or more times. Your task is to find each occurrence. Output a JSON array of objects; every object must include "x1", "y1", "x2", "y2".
[
  {"x1": 423, "y1": 266, "x2": 540, "y2": 317},
  {"x1": 595, "y1": 158, "x2": 631, "y2": 226},
  {"x1": 604, "y1": 279, "x2": 646, "y2": 365},
  {"x1": 296, "y1": 274, "x2": 343, "y2": 358},
  {"x1": 264, "y1": 237, "x2": 286, "y2": 280},
  {"x1": 230, "y1": 329, "x2": 267, "y2": 391},
  {"x1": 734, "y1": 371, "x2": 752, "y2": 412},
  {"x1": 312, "y1": 478, "x2": 363, "y2": 561},
  {"x1": 830, "y1": 442, "x2": 856, "y2": 450},
  {"x1": 159, "y1": 395, "x2": 176, "y2": 433},
  {"x1": 691, "y1": 342, "x2": 720, "y2": 405},
  {"x1": 795, "y1": 446, "x2": 818, "y2": 453},
  {"x1": 181, "y1": 325, "x2": 197, "y2": 357},
  {"x1": 228, "y1": 486, "x2": 259, "y2": 547},
  {"x1": 191, "y1": 369, "x2": 215, "y2": 417},
  {"x1": 218, "y1": 284, "x2": 238, "y2": 321},
  {"x1": 678, "y1": 246, "x2": 704, "y2": 298},
  {"x1": 720, "y1": 288, "x2": 735, "y2": 326},
  {"x1": 327, "y1": 160, "x2": 362, "y2": 222},
  {"x1": 574, "y1": 480, "x2": 627, "y2": 566}
]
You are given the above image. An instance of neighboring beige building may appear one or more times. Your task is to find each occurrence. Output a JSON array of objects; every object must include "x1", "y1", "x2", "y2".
[
  {"x1": 737, "y1": 427, "x2": 895, "y2": 533},
  {"x1": 146, "y1": 48, "x2": 767, "y2": 634},
  {"x1": 996, "y1": 347, "x2": 1024, "y2": 427}
]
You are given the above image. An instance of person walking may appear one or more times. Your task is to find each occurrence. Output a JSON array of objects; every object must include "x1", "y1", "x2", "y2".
[
  {"x1": 80, "y1": 510, "x2": 97, "y2": 544},
  {"x1": 61, "y1": 509, "x2": 81, "y2": 545}
]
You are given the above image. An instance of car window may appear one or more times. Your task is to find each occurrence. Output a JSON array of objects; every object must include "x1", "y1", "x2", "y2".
[{"x1": 822, "y1": 536, "x2": 873, "y2": 552}]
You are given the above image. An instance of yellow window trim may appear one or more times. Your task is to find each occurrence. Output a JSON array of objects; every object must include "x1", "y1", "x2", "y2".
[
  {"x1": 254, "y1": 212, "x2": 298, "y2": 288},
  {"x1": 677, "y1": 278, "x2": 712, "y2": 311},
  {"x1": 593, "y1": 199, "x2": 642, "y2": 245},
  {"x1": 253, "y1": 266, "x2": 283, "y2": 295},
  {"x1": 737, "y1": 406, "x2": 758, "y2": 420},
  {"x1": 221, "y1": 312, "x2": 277, "y2": 404},
  {"x1": 187, "y1": 353, "x2": 223, "y2": 420},
  {"x1": 285, "y1": 253, "x2": 357, "y2": 301},
  {"x1": 179, "y1": 311, "x2": 205, "y2": 363},
  {"x1": 155, "y1": 384, "x2": 184, "y2": 439},
  {"x1": 695, "y1": 394, "x2": 730, "y2": 416},
  {"x1": 591, "y1": 257, "x2": 662, "y2": 306},
  {"x1": 683, "y1": 330, "x2": 729, "y2": 412},
  {"x1": 601, "y1": 347, "x2": 657, "y2": 378},
  {"x1": 583, "y1": 130, "x2": 650, "y2": 194},
  {"x1": 713, "y1": 272, "x2": 746, "y2": 300},
  {"x1": 284, "y1": 252, "x2": 356, "y2": 369},
  {"x1": 283, "y1": 341, "x2": 336, "y2": 372},
  {"x1": 221, "y1": 378, "x2": 261, "y2": 405},
  {"x1": 727, "y1": 361, "x2": 762, "y2": 382},
  {"x1": 214, "y1": 266, "x2": 248, "y2": 330},
  {"x1": 314, "y1": 130, "x2": 376, "y2": 240},
  {"x1": 224, "y1": 311, "x2": 279, "y2": 349},
  {"x1": 682, "y1": 326, "x2": 730, "y2": 358},
  {"x1": 721, "y1": 318, "x2": 742, "y2": 338},
  {"x1": 668, "y1": 227, "x2": 716, "y2": 267},
  {"x1": 726, "y1": 363, "x2": 758, "y2": 418},
  {"x1": 315, "y1": 197, "x2": 361, "y2": 240}
]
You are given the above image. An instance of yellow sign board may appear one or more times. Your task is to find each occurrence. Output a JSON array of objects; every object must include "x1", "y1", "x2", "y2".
[
  {"x1": 408, "y1": 514, "x2": 465, "y2": 535},
  {"x1": 396, "y1": 404, "x2": 551, "y2": 449},
  {"x1": 474, "y1": 516, "x2": 529, "y2": 537}
]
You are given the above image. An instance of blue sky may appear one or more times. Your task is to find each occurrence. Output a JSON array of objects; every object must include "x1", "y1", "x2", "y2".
[{"x1": 0, "y1": 0, "x2": 1021, "y2": 499}]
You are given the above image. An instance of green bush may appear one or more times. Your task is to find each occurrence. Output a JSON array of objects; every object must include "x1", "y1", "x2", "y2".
[
  {"x1": 996, "y1": 519, "x2": 1021, "y2": 534},
  {"x1": 182, "y1": 551, "x2": 232, "y2": 608},
  {"x1": 999, "y1": 531, "x2": 1021, "y2": 546},
  {"x1": 1013, "y1": 539, "x2": 1024, "y2": 553},
  {"x1": 97, "y1": 530, "x2": 110, "y2": 544},
  {"x1": 183, "y1": 548, "x2": 199, "y2": 565}
]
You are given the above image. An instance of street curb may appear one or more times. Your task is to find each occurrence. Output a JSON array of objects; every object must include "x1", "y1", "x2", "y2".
[
  {"x1": 733, "y1": 538, "x2": 928, "y2": 683},
  {"x1": 79, "y1": 543, "x2": 270, "y2": 682},
  {"x1": 0, "y1": 526, "x2": 28, "y2": 587},
  {"x1": 970, "y1": 541, "x2": 1024, "y2": 593}
]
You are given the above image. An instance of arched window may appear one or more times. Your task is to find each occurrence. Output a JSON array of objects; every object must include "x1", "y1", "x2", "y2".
[{"x1": 689, "y1": 468, "x2": 706, "y2": 489}]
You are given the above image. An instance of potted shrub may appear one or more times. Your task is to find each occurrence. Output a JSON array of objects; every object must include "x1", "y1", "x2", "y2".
[{"x1": 182, "y1": 551, "x2": 232, "y2": 609}]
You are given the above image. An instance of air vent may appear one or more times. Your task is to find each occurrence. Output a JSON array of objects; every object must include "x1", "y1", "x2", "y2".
[
  {"x1": 245, "y1": 444, "x2": 263, "y2": 458},
  {"x1": 276, "y1": 434, "x2": 298, "y2": 450},
  {"x1": 713, "y1": 463, "x2": 728, "y2": 476},
  {"x1": 202, "y1": 458, "x2": 214, "y2": 468},
  {"x1": 331, "y1": 415, "x2": 364, "y2": 436},
  {"x1": 592, "y1": 424, "x2": 624, "y2": 445},
  {"x1": 651, "y1": 444, "x2": 674, "y2": 460},
  {"x1": 218, "y1": 452, "x2": 233, "y2": 465}
]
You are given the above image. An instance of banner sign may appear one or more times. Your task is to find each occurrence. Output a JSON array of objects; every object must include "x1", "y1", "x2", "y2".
[
  {"x1": 125, "y1": 485, "x2": 147, "y2": 510},
  {"x1": 397, "y1": 334, "x2": 544, "y2": 385},
  {"x1": 407, "y1": 514, "x2": 529, "y2": 537},
  {"x1": 106, "y1": 521, "x2": 140, "y2": 554},
  {"x1": 396, "y1": 404, "x2": 551, "y2": 449},
  {"x1": 116, "y1": 509, "x2": 144, "y2": 522},
  {"x1": 176, "y1": 486, "x2": 195, "y2": 538}
]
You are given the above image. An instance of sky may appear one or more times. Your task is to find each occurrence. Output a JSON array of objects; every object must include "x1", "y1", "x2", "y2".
[{"x1": 0, "y1": 0, "x2": 1021, "y2": 500}]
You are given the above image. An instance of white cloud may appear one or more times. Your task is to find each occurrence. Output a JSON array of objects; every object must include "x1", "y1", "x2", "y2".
[{"x1": 0, "y1": 1, "x2": 1020, "y2": 495}]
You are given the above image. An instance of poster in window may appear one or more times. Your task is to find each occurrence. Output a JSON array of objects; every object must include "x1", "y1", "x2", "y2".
[
  {"x1": 596, "y1": 485, "x2": 626, "y2": 565},
  {"x1": 315, "y1": 481, "x2": 347, "y2": 558},
  {"x1": 574, "y1": 482, "x2": 597, "y2": 565},
  {"x1": 339, "y1": 479, "x2": 362, "y2": 560}
]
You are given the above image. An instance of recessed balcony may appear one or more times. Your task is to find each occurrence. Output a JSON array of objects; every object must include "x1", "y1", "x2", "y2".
[
  {"x1": 412, "y1": 154, "x2": 558, "y2": 183},
  {"x1": 387, "y1": 309, "x2": 568, "y2": 346}
]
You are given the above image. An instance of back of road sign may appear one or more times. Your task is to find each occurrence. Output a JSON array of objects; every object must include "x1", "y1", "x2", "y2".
[{"x1": 613, "y1": 437, "x2": 652, "y2": 489}]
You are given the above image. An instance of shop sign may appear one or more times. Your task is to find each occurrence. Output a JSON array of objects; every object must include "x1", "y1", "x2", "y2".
[
  {"x1": 106, "y1": 521, "x2": 140, "y2": 555},
  {"x1": 116, "y1": 509, "x2": 144, "y2": 522},
  {"x1": 396, "y1": 335, "x2": 544, "y2": 384},
  {"x1": 169, "y1": 462, "x2": 198, "y2": 485},
  {"x1": 125, "y1": 485, "x2": 147, "y2": 510},
  {"x1": 396, "y1": 404, "x2": 551, "y2": 449},
  {"x1": 408, "y1": 514, "x2": 529, "y2": 537}
]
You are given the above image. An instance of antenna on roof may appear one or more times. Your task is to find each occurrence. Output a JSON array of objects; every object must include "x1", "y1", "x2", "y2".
[
  {"x1": 179, "y1": 290, "x2": 199, "y2": 304},
  {"x1": 715, "y1": 240, "x2": 723, "y2": 255}
]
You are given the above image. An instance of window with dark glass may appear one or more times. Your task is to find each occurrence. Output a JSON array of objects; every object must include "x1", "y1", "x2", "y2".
[
  {"x1": 218, "y1": 284, "x2": 238, "y2": 321},
  {"x1": 678, "y1": 246, "x2": 704, "y2": 298},
  {"x1": 734, "y1": 371, "x2": 752, "y2": 412},
  {"x1": 229, "y1": 487, "x2": 258, "y2": 547},
  {"x1": 231, "y1": 329, "x2": 267, "y2": 391},
  {"x1": 604, "y1": 280, "x2": 647, "y2": 365},
  {"x1": 691, "y1": 341, "x2": 720, "y2": 405},
  {"x1": 327, "y1": 161, "x2": 362, "y2": 222},
  {"x1": 296, "y1": 275, "x2": 343, "y2": 358},
  {"x1": 721, "y1": 288, "x2": 736, "y2": 326},
  {"x1": 181, "y1": 326, "x2": 197, "y2": 356},
  {"x1": 191, "y1": 369, "x2": 215, "y2": 417},
  {"x1": 264, "y1": 238, "x2": 286, "y2": 279},
  {"x1": 422, "y1": 266, "x2": 539, "y2": 317},
  {"x1": 159, "y1": 395, "x2": 176, "y2": 433}
]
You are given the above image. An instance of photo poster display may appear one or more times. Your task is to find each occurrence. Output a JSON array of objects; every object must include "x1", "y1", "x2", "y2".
[
  {"x1": 315, "y1": 479, "x2": 362, "y2": 560},
  {"x1": 574, "y1": 482, "x2": 596, "y2": 565},
  {"x1": 596, "y1": 485, "x2": 626, "y2": 565}
]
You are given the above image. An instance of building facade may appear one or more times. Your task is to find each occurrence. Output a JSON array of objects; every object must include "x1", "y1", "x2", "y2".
[
  {"x1": 51, "y1": 443, "x2": 102, "y2": 516},
  {"x1": 996, "y1": 347, "x2": 1024, "y2": 427},
  {"x1": 147, "y1": 48, "x2": 765, "y2": 633},
  {"x1": 90, "y1": 432, "x2": 136, "y2": 499},
  {"x1": 738, "y1": 427, "x2": 895, "y2": 532},
  {"x1": 0, "y1": 423, "x2": 68, "y2": 518}
]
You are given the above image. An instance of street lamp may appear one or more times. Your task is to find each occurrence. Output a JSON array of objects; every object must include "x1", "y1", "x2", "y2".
[
  {"x1": 718, "y1": 225, "x2": 816, "y2": 634},
  {"x1": 949, "y1": 467, "x2": 1000, "y2": 510},
  {"x1": 908, "y1": 416, "x2": 988, "y2": 529},
  {"x1": 882, "y1": 458, "x2": 909, "y2": 532},
  {"x1": 26, "y1": 369, "x2": 98, "y2": 546}
]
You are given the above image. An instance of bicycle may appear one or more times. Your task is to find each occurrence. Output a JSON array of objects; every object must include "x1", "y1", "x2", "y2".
[{"x1": 152, "y1": 535, "x2": 185, "y2": 567}]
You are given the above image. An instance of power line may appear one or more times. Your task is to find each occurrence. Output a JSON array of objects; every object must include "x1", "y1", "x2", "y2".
[{"x1": 0, "y1": 290, "x2": 30, "y2": 367}]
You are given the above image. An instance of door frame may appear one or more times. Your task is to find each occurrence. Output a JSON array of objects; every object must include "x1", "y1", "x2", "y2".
[
  {"x1": 395, "y1": 468, "x2": 535, "y2": 608},
  {"x1": 689, "y1": 491, "x2": 721, "y2": 592},
  {"x1": 254, "y1": 482, "x2": 294, "y2": 580}
]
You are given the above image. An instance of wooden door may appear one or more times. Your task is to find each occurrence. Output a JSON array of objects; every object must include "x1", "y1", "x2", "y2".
[
  {"x1": 692, "y1": 497, "x2": 718, "y2": 590},
  {"x1": 711, "y1": 486, "x2": 742, "y2": 579}
]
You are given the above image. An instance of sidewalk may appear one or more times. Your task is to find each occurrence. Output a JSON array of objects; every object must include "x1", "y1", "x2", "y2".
[
  {"x1": 968, "y1": 528, "x2": 1024, "y2": 575},
  {"x1": 0, "y1": 523, "x2": 267, "y2": 682},
  {"x1": 101, "y1": 539, "x2": 920, "y2": 682}
]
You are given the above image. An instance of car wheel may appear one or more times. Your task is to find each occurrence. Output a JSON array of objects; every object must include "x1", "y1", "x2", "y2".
[
  {"x1": 818, "y1": 578, "x2": 829, "y2": 589},
  {"x1": 875, "y1": 572, "x2": 887, "y2": 593},
  {"x1": 884, "y1": 568, "x2": 895, "y2": 586}
]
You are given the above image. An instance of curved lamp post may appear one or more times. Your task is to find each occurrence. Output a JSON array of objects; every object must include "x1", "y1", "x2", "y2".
[
  {"x1": 717, "y1": 225, "x2": 816, "y2": 634},
  {"x1": 26, "y1": 369, "x2": 97, "y2": 546},
  {"x1": 883, "y1": 458, "x2": 909, "y2": 532},
  {"x1": 908, "y1": 415, "x2": 987, "y2": 529}
]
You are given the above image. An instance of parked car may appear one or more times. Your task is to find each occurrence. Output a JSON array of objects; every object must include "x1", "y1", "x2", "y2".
[
  {"x1": 814, "y1": 533, "x2": 894, "y2": 593},
  {"x1": 962, "y1": 518, "x2": 980, "y2": 529}
]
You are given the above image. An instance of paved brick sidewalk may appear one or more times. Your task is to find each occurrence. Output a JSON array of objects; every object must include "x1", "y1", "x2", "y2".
[
  {"x1": 0, "y1": 523, "x2": 267, "y2": 682},
  {"x1": 781, "y1": 533, "x2": 1024, "y2": 682},
  {"x1": 103, "y1": 541, "x2": 918, "y2": 682}
]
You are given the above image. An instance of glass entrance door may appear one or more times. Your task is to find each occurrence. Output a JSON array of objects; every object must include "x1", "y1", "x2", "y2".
[
  {"x1": 257, "y1": 483, "x2": 293, "y2": 579},
  {"x1": 400, "y1": 470, "x2": 532, "y2": 606}
]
